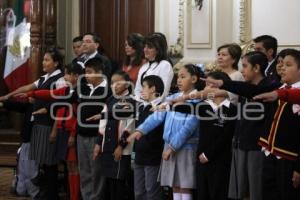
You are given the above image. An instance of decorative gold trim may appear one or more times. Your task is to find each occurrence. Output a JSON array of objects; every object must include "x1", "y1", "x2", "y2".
[
  {"x1": 186, "y1": 0, "x2": 212, "y2": 49},
  {"x1": 168, "y1": 0, "x2": 184, "y2": 58},
  {"x1": 239, "y1": 0, "x2": 252, "y2": 43}
]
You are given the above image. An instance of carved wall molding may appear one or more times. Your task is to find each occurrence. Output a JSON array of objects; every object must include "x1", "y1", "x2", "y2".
[
  {"x1": 168, "y1": 0, "x2": 184, "y2": 58},
  {"x1": 239, "y1": 0, "x2": 252, "y2": 43},
  {"x1": 186, "y1": 0, "x2": 212, "y2": 49}
]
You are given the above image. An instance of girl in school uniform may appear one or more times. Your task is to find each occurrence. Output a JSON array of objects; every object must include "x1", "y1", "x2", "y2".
[
  {"x1": 92, "y1": 71, "x2": 136, "y2": 200},
  {"x1": 0, "y1": 48, "x2": 66, "y2": 200},
  {"x1": 25, "y1": 63, "x2": 84, "y2": 200},
  {"x1": 128, "y1": 64, "x2": 205, "y2": 200}
]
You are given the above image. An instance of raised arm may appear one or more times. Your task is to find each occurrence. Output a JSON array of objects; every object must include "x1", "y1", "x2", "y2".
[{"x1": 0, "y1": 83, "x2": 36, "y2": 101}]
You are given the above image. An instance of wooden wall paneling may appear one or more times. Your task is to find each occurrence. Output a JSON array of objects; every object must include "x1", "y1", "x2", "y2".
[
  {"x1": 94, "y1": 0, "x2": 117, "y2": 61},
  {"x1": 80, "y1": 0, "x2": 155, "y2": 64},
  {"x1": 44, "y1": 0, "x2": 56, "y2": 49},
  {"x1": 29, "y1": 0, "x2": 43, "y2": 82},
  {"x1": 127, "y1": 0, "x2": 154, "y2": 36}
]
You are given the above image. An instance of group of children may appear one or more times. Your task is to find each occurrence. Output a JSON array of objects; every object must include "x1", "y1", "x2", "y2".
[{"x1": 1, "y1": 32, "x2": 300, "y2": 200}]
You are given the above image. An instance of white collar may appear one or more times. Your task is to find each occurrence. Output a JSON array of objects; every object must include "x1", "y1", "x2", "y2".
[
  {"x1": 86, "y1": 51, "x2": 98, "y2": 60},
  {"x1": 143, "y1": 97, "x2": 163, "y2": 107},
  {"x1": 87, "y1": 79, "x2": 107, "y2": 90},
  {"x1": 205, "y1": 99, "x2": 231, "y2": 111},
  {"x1": 264, "y1": 59, "x2": 275, "y2": 76},
  {"x1": 42, "y1": 69, "x2": 62, "y2": 80},
  {"x1": 280, "y1": 81, "x2": 300, "y2": 89}
]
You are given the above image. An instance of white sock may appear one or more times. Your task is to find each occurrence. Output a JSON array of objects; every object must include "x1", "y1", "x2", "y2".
[
  {"x1": 173, "y1": 193, "x2": 182, "y2": 200},
  {"x1": 182, "y1": 193, "x2": 193, "y2": 200}
]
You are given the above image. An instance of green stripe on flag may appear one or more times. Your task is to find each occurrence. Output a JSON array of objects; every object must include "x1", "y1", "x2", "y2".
[{"x1": 13, "y1": 0, "x2": 24, "y2": 24}]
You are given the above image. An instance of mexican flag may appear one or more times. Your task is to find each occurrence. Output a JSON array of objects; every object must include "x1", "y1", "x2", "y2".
[{"x1": 3, "y1": 0, "x2": 31, "y2": 92}]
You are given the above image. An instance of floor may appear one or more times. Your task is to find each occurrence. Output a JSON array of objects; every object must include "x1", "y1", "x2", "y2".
[{"x1": 0, "y1": 168, "x2": 30, "y2": 200}]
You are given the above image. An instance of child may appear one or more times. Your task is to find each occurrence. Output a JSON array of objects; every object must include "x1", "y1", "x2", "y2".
[
  {"x1": 0, "y1": 100, "x2": 39, "y2": 198},
  {"x1": 0, "y1": 48, "x2": 66, "y2": 200},
  {"x1": 133, "y1": 75, "x2": 165, "y2": 200},
  {"x1": 25, "y1": 63, "x2": 84, "y2": 200},
  {"x1": 92, "y1": 71, "x2": 136, "y2": 200},
  {"x1": 257, "y1": 49, "x2": 300, "y2": 200},
  {"x1": 204, "y1": 50, "x2": 300, "y2": 199},
  {"x1": 173, "y1": 71, "x2": 237, "y2": 200},
  {"x1": 128, "y1": 64, "x2": 204, "y2": 200}
]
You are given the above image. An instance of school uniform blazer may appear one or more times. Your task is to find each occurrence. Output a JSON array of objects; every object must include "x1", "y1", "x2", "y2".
[
  {"x1": 172, "y1": 100, "x2": 237, "y2": 163},
  {"x1": 258, "y1": 83, "x2": 300, "y2": 172},
  {"x1": 220, "y1": 78, "x2": 281, "y2": 150},
  {"x1": 137, "y1": 92, "x2": 200, "y2": 151}
]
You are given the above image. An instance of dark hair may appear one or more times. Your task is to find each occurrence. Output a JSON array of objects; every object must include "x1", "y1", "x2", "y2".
[
  {"x1": 217, "y1": 43, "x2": 242, "y2": 70},
  {"x1": 73, "y1": 36, "x2": 83, "y2": 43},
  {"x1": 183, "y1": 64, "x2": 206, "y2": 91},
  {"x1": 207, "y1": 71, "x2": 231, "y2": 83},
  {"x1": 144, "y1": 33, "x2": 168, "y2": 63},
  {"x1": 83, "y1": 32, "x2": 105, "y2": 54},
  {"x1": 253, "y1": 35, "x2": 278, "y2": 59},
  {"x1": 124, "y1": 33, "x2": 145, "y2": 66},
  {"x1": 85, "y1": 57, "x2": 106, "y2": 74},
  {"x1": 242, "y1": 51, "x2": 268, "y2": 76},
  {"x1": 112, "y1": 70, "x2": 133, "y2": 94},
  {"x1": 282, "y1": 49, "x2": 300, "y2": 69},
  {"x1": 64, "y1": 63, "x2": 84, "y2": 75},
  {"x1": 44, "y1": 47, "x2": 64, "y2": 69},
  {"x1": 142, "y1": 75, "x2": 165, "y2": 97}
]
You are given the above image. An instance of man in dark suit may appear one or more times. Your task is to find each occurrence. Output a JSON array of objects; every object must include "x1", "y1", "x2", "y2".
[
  {"x1": 78, "y1": 33, "x2": 112, "y2": 79},
  {"x1": 253, "y1": 35, "x2": 279, "y2": 83}
]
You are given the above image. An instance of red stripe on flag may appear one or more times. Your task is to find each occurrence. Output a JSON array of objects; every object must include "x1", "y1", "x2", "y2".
[{"x1": 4, "y1": 60, "x2": 30, "y2": 92}]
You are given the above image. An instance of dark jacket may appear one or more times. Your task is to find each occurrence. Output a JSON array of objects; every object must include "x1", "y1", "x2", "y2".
[
  {"x1": 99, "y1": 95, "x2": 136, "y2": 179},
  {"x1": 33, "y1": 73, "x2": 64, "y2": 126},
  {"x1": 221, "y1": 78, "x2": 281, "y2": 151},
  {"x1": 259, "y1": 97, "x2": 300, "y2": 172},
  {"x1": 173, "y1": 101, "x2": 236, "y2": 163},
  {"x1": 134, "y1": 103, "x2": 164, "y2": 166}
]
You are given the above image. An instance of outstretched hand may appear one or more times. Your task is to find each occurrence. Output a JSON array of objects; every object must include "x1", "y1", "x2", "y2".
[
  {"x1": 127, "y1": 131, "x2": 142, "y2": 143},
  {"x1": 86, "y1": 114, "x2": 101, "y2": 122},
  {"x1": 14, "y1": 93, "x2": 28, "y2": 99},
  {"x1": 201, "y1": 77, "x2": 223, "y2": 88},
  {"x1": 253, "y1": 91, "x2": 278, "y2": 102}
]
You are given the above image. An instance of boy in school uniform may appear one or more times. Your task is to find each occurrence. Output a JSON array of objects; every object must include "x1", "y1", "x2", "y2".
[
  {"x1": 76, "y1": 57, "x2": 110, "y2": 200},
  {"x1": 257, "y1": 49, "x2": 300, "y2": 200},
  {"x1": 133, "y1": 75, "x2": 165, "y2": 200}
]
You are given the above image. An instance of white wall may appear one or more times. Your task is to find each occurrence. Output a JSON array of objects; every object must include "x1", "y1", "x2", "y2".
[
  {"x1": 252, "y1": 0, "x2": 300, "y2": 48},
  {"x1": 155, "y1": 0, "x2": 300, "y2": 66}
]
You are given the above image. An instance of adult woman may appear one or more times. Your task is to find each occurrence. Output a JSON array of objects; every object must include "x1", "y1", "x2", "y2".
[
  {"x1": 134, "y1": 33, "x2": 174, "y2": 100},
  {"x1": 217, "y1": 43, "x2": 244, "y2": 104},
  {"x1": 122, "y1": 33, "x2": 145, "y2": 85}
]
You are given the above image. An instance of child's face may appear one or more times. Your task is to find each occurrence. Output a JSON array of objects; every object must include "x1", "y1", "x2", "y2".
[
  {"x1": 141, "y1": 82, "x2": 155, "y2": 101},
  {"x1": 111, "y1": 74, "x2": 128, "y2": 96},
  {"x1": 217, "y1": 48, "x2": 234, "y2": 69},
  {"x1": 125, "y1": 40, "x2": 136, "y2": 57},
  {"x1": 42, "y1": 53, "x2": 58, "y2": 73},
  {"x1": 241, "y1": 57, "x2": 257, "y2": 83},
  {"x1": 64, "y1": 70, "x2": 78, "y2": 86},
  {"x1": 85, "y1": 67, "x2": 102, "y2": 85},
  {"x1": 73, "y1": 41, "x2": 83, "y2": 57},
  {"x1": 276, "y1": 56, "x2": 284, "y2": 77},
  {"x1": 281, "y1": 55, "x2": 300, "y2": 85},
  {"x1": 177, "y1": 67, "x2": 196, "y2": 93},
  {"x1": 144, "y1": 44, "x2": 157, "y2": 61}
]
